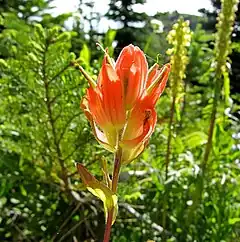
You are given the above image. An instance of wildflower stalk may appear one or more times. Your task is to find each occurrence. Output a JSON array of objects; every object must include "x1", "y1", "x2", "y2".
[
  {"x1": 103, "y1": 208, "x2": 114, "y2": 242},
  {"x1": 77, "y1": 44, "x2": 170, "y2": 242},
  {"x1": 162, "y1": 95, "x2": 176, "y2": 236},
  {"x1": 162, "y1": 18, "x2": 191, "y2": 237},
  {"x1": 187, "y1": 0, "x2": 238, "y2": 224},
  {"x1": 111, "y1": 148, "x2": 122, "y2": 193},
  {"x1": 165, "y1": 96, "x2": 176, "y2": 180},
  {"x1": 164, "y1": 18, "x2": 191, "y2": 177},
  {"x1": 103, "y1": 148, "x2": 122, "y2": 242},
  {"x1": 202, "y1": 0, "x2": 238, "y2": 172}
]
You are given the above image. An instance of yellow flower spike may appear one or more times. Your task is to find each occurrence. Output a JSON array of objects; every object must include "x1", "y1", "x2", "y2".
[
  {"x1": 166, "y1": 18, "x2": 192, "y2": 121},
  {"x1": 214, "y1": 0, "x2": 238, "y2": 100}
]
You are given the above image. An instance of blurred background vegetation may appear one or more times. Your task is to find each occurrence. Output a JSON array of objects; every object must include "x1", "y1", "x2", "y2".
[{"x1": 0, "y1": 0, "x2": 240, "y2": 241}]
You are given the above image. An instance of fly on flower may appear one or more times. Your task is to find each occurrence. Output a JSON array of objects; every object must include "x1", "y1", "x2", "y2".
[{"x1": 79, "y1": 44, "x2": 170, "y2": 164}]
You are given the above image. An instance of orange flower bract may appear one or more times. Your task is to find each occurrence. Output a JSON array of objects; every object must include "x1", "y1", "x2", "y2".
[
  {"x1": 80, "y1": 44, "x2": 170, "y2": 163},
  {"x1": 115, "y1": 45, "x2": 148, "y2": 110}
]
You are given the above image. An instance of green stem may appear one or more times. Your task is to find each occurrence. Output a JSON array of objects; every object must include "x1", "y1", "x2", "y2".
[
  {"x1": 187, "y1": 76, "x2": 221, "y2": 225},
  {"x1": 179, "y1": 75, "x2": 188, "y2": 129},
  {"x1": 112, "y1": 148, "x2": 122, "y2": 193},
  {"x1": 103, "y1": 148, "x2": 122, "y2": 242},
  {"x1": 103, "y1": 209, "x2": 114, "y2": 242},
  {"x1": 202, "y1": 79, "x2": 221, "y2": 172},
  {"x1": 165, "y1": 96, "x2": 176, "y2": 180},
  {"x1": 200, "y1": 75, "x2": 221, "y2": 193},
  {"x1": 144, "y1": 34, "x2": 153, "y2": 53},
  {"x1": 162, "y1": 95, "x2": 176, "y2": 240}
]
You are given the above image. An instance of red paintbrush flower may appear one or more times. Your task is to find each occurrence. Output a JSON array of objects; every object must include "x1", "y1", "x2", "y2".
[{"x1": 80, "y1": 44, "x2": 170, "y2": 163}]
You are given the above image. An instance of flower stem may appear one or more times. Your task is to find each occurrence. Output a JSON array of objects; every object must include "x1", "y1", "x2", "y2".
[
  {"x1": 112, "y1": 148, "x2": 122, "y2": 193},
  {"x1": 162, "y1": 95, "x2": 176, "y2": 241},
  {"x1": 103, "y1": 209, "x2": 114, "y2": 242},
  {"x1": 202, "y1": 78, "x2": 221, "y2": 173},
  {"x1": 165, "y1": 96, "x2": 176, "y2": 180},
  {"x1": 103, "y1": 148, "x2": 122, "y2": 242}
]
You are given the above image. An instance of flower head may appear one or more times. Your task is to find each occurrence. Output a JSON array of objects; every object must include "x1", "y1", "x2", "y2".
[
  {"x1": 115, "y1": 45, "x2": 148, "y2": 110},
  {"x1": 80, "y1": 44, "x2": 170, "y2": 163}
]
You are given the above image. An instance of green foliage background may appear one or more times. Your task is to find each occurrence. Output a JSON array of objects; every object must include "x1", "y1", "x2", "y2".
[{"x1": 0, "y1": 0, "x2": 240, "y2": 241}]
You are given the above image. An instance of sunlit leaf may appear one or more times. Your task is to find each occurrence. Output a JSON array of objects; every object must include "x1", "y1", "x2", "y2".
[
  {"x1": 184, "y1": 131, "x2": 208, "y2": 148},
  {"x1": 80, "y1": 44, "x2": 91, "y2": 66},
  {"x1": 77, "y1": 163, "x2": 118, "y2": 225},
  {"x1": 229, "y1": 218, "x2": 240, "y2": 225}
]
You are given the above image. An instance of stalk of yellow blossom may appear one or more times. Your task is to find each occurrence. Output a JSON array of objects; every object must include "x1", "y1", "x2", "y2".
[
  {"x1": 187, "y1": 0, "x2": 239, "y2": 227},
  {"x1": 202, "y1": 0, "x2": 239, "y2": 171},
  {"x1": 162, "y1": 18, "x2": 191, "y2": 238},
  {"x1": 165, "y1": 18, "x2": 192, "y2": 177}
]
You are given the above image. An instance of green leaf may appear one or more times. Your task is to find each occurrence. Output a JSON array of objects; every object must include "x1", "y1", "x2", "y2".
[
  {"x1": 173, "y1": 136, "x2": 185, "y2": 153},
  {"x1": 0, "y1": 59, "x2": 8, "y2": 68},
  {"x1": 229, "y1": 218, "x2": 240, "y2": 225},
  {"x1": 104, "y1": 29, "x2": 116, "y2": 56},
  {"x1": 56, "y1": 32, "x2": 71, "y2": 42},
  {"x1": 105, "y1": 29, "x2": 116, "y2": 45},
  {"x1": 184, "y1": 131, "x2": 208, "y2": 148},
  {"x1": 124, "y1": 191, "x2": 142, "y2": 201},
  {"x1": 0, "y1": 197, "x2": 7, "y2": 209},
  {"x1": 77, "y1": 163, "x2": 118, "y2": 225},
  {"x1": 20, "y1": 185, "x2": 27, "y2": 196},
  {"x1": 80, "y1": 44, "x2": 91, "y2": 66}
]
